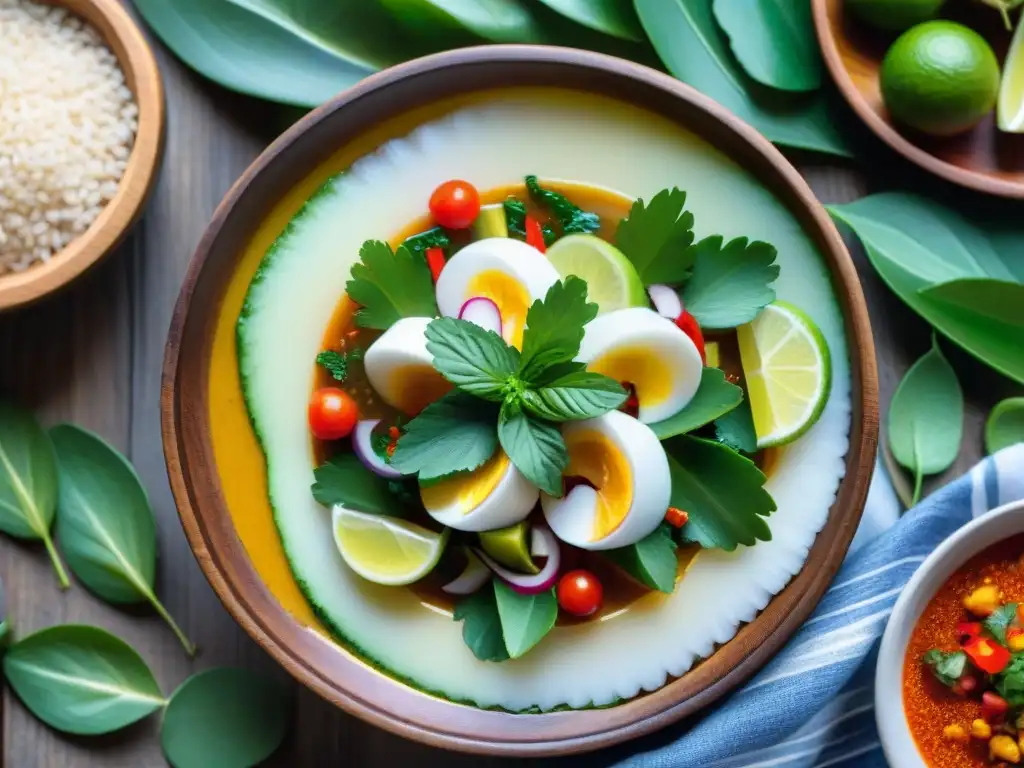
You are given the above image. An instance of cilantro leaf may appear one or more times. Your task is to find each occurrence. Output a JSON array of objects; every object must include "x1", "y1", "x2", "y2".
[
  {"x1": 493, "y1": 580, "x2": 558, "y2": 659},
  {"x1": 425, "y1": 317, "x2": 520, "y2": 400},
  {"x1": 311, "y1": 454, "x2": 411, "y2": 516},
  {"x1": 615, "y1": 188, "x2": 696, "y2": 285},
  {"x1": 518, "y1": 277, "x2": 599, "y2": 383},
  {"x1": 715, "y1": 399, "x2": 759, "y2": 454},
  {"x1": 503, "y1": 199, "x2": 556, "y2": 245},
  {"x1": 315, "y1": 349, "x2": 363, "y2": 382},
  {"x1": 664, "y1": 436, "x2": 775, "y2": 550},
  {"x1": 453, "y1": 583, "x2": 509, "y2": 662},
  {"x1": 604, "y1": 524, "x2": 679, "y2": 593},
  {"x1": 522, "y1": 371, "x2": 627, "y2": 422},
  {"x1": 497, "y1": 402, "x2": 567, "y2": 497},
  {"x1": 681, "y1": 237, "x2": 780, "y2": 329},
  {"x1": 525, "y1": 176, "x2": 600, "y2": 235},
  {"x1": 648, "y1": 367, "x2": 743, "y2": 440},
  {"x1": 346, "y1": 241, "x2": 437, "y2": 330},
  {"x1": 997, "y1": 654, "x2": 1024, "y2": 707},
  {"x1": 923, "y1": 649, "x2": 968, "y2": 688},
  {"x1": 388, "y1": 393, "x2": 500, "y2": 481},
  {"x1": 402, "y1": 226, "x2": 450, "y2": 256},
  {"x1": 986, "y1": 602, "x2": 1019, "y2": 646}
]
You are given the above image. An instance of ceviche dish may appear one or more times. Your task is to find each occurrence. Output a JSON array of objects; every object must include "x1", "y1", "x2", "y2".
[{"x1": 207, "y1": 89, "x2": 852, "y2": 711}]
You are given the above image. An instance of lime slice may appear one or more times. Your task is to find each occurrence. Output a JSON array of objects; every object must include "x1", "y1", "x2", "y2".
[
  {"x1": 999, "y1": 14, "x2": 1024, "y2": 132},
  {"x1": 546, "y1": 234, "x2": 647, "y2": 313},
  {"x1": 737, "y1": 301, "x2": 832, "y2": 449},
  {"x1": 332, "y1": 507, "x2": 449, "y2": 586},
  {"x1": 479, "y1": 521, "x2": 539, "y2": 575}
]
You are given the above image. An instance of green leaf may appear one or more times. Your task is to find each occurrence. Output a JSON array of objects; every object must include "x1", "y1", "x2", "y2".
[
  {"x1": 711, "y1": 0, "x2": 821, "y2": 92},
  {"x1": 664, "y1": 435, "x2": 775, "y2": 549},
  {"x1": 315, "y1": 349, "x2": 362, "y2": 382},
  {"x1": 648, "y1": 367, "x2": 743, "y2": 439},
  {"x1": 986, "y1": 398, "x2": 1024, "y2": 455},
  {"x1": 525, "y1": 176, "x2": 601, "y2": 235},
  {"x1": 161, "y1": 667, "x2": 291, "y2": 768},
  {"x1": 681, "y1": 236, "x2": 779, "y2": 329},
  {"x1": 604, "y1": 524, "x2": 678, "y2": 592},
  {"x1": 615, "y1": 188, "x2": 695, "y2": 285},
  {"x1": 923, "y1": 648, "x2": 968, "y2": 688},
  {"x1": 2, "y1": 625, "x2": 166, "y2": 735},
  {"x1": 919, "y1": 278, "x2": 1024, "y2": 329},
  {"x1": 346, "y1": 241, "x2": 437, "y2": 330},
  {"x1": 425, "y1": 317, "x2": 520, "y2": 399},
  {"x1": 518, "y1": 277, "x2": 599, "y2": 383},
  {"x1": 402, "y1": 226, "x2": 450, "y2": 257},
  {"x1": 50, "y1": 425, "x2": 196, "y2": 656},
  {"x1": 493, "y1": 580, "x2": 558, "y2": 658},
  {"x1": 715, "y1": 398, "x2": 759, "y2": 454},
  {"x1": 0, "y1": 574, "x2": 8, "y2": 649},
  {"x1": 389, "y1": 393, "x2": 500, "y2": 481},
  {"x1": 504, "y1": 199, "x2": 557, "y2": 245},
  {"x1": 497, "y1": 402, "x2": 567, "y2": 497},
  {"x1": 379, "y1": 0, "x2": 546, "y2": 43},
  {"x1": 633, "y1": 0, "x2": 852, "y2": 156},
  {"x1": 998, "y1": 654, "x2": 1024, "y2": 707},
  {"x1": 452, "y1": 584, "x2": 510, "y2": 662},
  {"x1": 312, "y1": 453, "x2": 413, "y2": 514},
  {"x1": 0, "y1": 401, "x2": 68, "y2": 588},
  {"x1": 522, "y1": 372, "x2": 627, "y2": 422},
  {"x1": 888, "y1": 338, "x2": 963, "y2": 506},
  {"x1": 986, "y1": 602, "x2": 1019, "y2": 646},
  {"x1": 535, "y1": 0, "x2": 644, "y2": 40}
]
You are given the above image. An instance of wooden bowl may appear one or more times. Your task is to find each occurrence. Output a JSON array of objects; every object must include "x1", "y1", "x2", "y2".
[
  {"x1": 162, "y1": 47, "x2": 879, "y2": 756},
  {"x1": 0, "y1": 0, "x2": 164, "y2": 311},
  {"x1": 813, "y1": 0, "x2": 1024, "y2": 198}
]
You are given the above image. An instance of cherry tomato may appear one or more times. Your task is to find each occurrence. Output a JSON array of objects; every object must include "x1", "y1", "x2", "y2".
[
  {"x1": 308, "y1": 387, "x2": 358, "y2": 441},
  {"x1": 429, "y1": 180, "x2": 481, "y2": 230},
  {"x1": 675, "y1": 310, "x2": 706, "y2": 364},
  {"x1": 557, "y1": 569, "x2": 603, "y2": 618}
]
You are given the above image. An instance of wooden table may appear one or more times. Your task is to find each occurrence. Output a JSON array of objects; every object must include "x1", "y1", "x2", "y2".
[{"x1": 0, "y1": 19, "x2": 1016, "y2": 768}]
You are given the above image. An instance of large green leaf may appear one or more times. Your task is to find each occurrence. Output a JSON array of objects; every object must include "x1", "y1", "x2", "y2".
[
  {"x1": 535, "y1": 0, "x2": 644, "y2": 41},
  {"x1": 648, "y1": 367, "x2": 743, "y2": 439},
  {"x1": 452, "y1": 584, "x2": 510, "y2": 662},
  {"x1": 50, "y1": 425, "x2": 195, "y2": 656},
  {"x1": 3, "y1": 625, "x2": 165, "y2": 735},
  {"x1": 986, "y1": 398, "x2": 1024, "y2": 455},
  {"x1": 379, "y1": 0, "x2": 545, "y2": 43},
  {"x1": 493, "y1": 581, "x2": 558, "y2": 658},
  {"x1": 633, "y1": 0, "x2": 852, "y2": 156},
  {"x1": 604, "y1": 524, "x2": 678, "y2": 592}
]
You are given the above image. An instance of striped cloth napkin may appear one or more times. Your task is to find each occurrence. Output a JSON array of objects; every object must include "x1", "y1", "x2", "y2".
[{"x1": 590, "y1": 444, "x2": 1024, "y2": 768}]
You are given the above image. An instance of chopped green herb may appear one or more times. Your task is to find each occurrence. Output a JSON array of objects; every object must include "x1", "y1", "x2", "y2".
[
  {"x1": 402, "y1": 227, "x2": 450, "y2": 256},
  {"x1": 315, "y1": 349, "x2": 363, "y2": 382},
  {"x1": 923, "y1": 649, "x2": 968, "y2": 688},
  {"x1": 615, "y1": 187, "x2": 696, "y2": 285},
  {"x1": 986, "y1": 602, "x2": 1020, "y2": 646},
  {"x1": 503, "y1": 198, "x2": 556, "y2": 245},
  {"x1": 346, "y1": 240, "x2": 437, "y2": 330},
  {"x1": 525, "y1": 176, "x2": 600, "y2": 235},
  {"x1": 997, "y1": 653, "x2": 1024, "y2": 706}
]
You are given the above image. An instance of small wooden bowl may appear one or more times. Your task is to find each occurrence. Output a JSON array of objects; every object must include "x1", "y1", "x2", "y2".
[
  {"x1": 813, "y1": 0, "x2": 1024, "y2": 198},
  {"x1": 0, "y1": 0, "x2": 164, "y2": 311},
  {"x1": 162, "y1": 47, "x2": 879, "y2": 756}
]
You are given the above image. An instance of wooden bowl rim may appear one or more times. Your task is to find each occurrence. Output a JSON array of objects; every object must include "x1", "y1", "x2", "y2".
[
  {"x1": 0, "y1": 0, "x2": 165, "y2": 311},
  {"x1": 162, "y1": 45, "x2": 879, "y2": 756},
  {"x1": 812, "y1": 0, "x2": 1024, "y2": 199}
]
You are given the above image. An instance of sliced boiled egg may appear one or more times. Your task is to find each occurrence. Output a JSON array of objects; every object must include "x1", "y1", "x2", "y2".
[
  {"x1": 541, "y1": 410, "x2": 670, "y2": 551},
  {"x1": 434, "y1": 238, "x2": 560, "y2": 348},
  {"x1": 578, "y1": 307, "x2": 702, "y2": 424},
  {"x1": 421, "y1": 451, "x2": 539, "y2": 532},
  {"x1": 363, "y1": 317, "x2": 452, "y2": 415}
]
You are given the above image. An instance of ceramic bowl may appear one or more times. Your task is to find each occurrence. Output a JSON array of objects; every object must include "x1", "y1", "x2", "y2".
[{"x1": 876, "y1": 498, "x2": 1024, "y2": 767}]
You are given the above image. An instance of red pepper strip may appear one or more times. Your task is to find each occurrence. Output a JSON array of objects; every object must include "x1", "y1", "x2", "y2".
[
  {"x1": 675, "y1": 310, "x2": 706, "y2": 364},
  {"x1": 425, "y1": 247, "x2": 446, "y2": 282},
  {"x1": 964, "y1": 636, "x2": 1011, "y2": 674},
  {"x1": 525, "y1": 215, "x2": 547, "y2": 253},
  {"x1": 665, "y1": 507, "x2": 689, "y2": 528},
  {"x1": 957, "y1": 622, "x2": 983, "y2": 641},
  {"x1": 620, "y1": 382, "x2": 639, "y2": 418},
  {"x1": 982, "y1": 691, "x2": 1010, "y2": 722}
]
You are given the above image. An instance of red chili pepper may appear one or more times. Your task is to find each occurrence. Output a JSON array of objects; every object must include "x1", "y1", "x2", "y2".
[
  {"x1": 675, "y1": 310, "x2": 706, "y2": 364},
  {"x1": 525, "y1": 215, "x2": 547, "y2": 253},
  {"x1": 665, "y1": 507, "x2": 689, "y2": 528},
  {"x1": 982, "y1": 691, "x2": 1010, "y2": 722},
  {"x1": 425, "y1": 247, "x2": 446, "y2": 282},
  {"x1": 964, "y1": 636, "x2": 1012, "y2": 674},
  {"x1": 957, "y1": 622, "x2": 984, "y2": 642}
]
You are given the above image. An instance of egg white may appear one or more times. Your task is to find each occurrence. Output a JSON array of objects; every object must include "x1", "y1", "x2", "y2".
[
  {"x1": 421, "y1": 452, "x2": 539, "y2": 532},
  {"x1": 362, "y1": 317, "x2": 445, "y2": 413}
]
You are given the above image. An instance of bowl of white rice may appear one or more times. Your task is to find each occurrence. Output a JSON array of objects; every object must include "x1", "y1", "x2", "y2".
[{"x1": 0, "y1": 0, "x2": 163, "y2": 310}]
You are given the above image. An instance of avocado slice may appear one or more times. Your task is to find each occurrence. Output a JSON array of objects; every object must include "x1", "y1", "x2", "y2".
[{"x1": 471, "y1": 203, "x2": 509, "y2": 239}]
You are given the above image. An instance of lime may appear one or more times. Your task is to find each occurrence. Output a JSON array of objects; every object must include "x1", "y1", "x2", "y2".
[
  {"x1": 332, "y1": 507, "x2": 449, "y2": 586},
  {"x1": 546, "y1": 234, "x2": 647, "y2": 314},
  {"x1": 998, "y1": 14, "x2": 1024, "y2": 132},
  {"x1": 737, "y1": 302, "x2": 832, "y2": 449},
  {"x1": 705, "y1": 341, "x2": 721, "y2": 370},
  {"x1": 847, "y1": 0, "x2": 945, "y2": 33},
  {"x1": 479, "y1": 521, "x2": 538, "y2": 574},
  {"x1": 880, "y1": 21, "x2": 1000, "y2": 137}
]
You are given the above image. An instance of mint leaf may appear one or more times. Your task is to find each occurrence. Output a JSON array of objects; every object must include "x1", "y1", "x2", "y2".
[
  {"x1": 497, "y1": 402, "x2": 567, "y2": 497},
  {"x1": 518, "y1": 277, "x2": 599, "y2": 383},
  {"x1": 315, "y1": 349, "x2": 363, "y2": 382},
  {"x1": 665, "y1": 436, "x2": 775, "y2": 550},
  {"x1": 312, "y1": 454, "x2": 411, "y2": 516},
  {"x1": 604, "y1": 524, "x2": 678, "y2": 593},
  {"x1": 453, "y1": 584, "x2": 509, "y2": 662},
  {"x1": 493, "y1": 580, "x2": 558, "y2": 659},
  {"x1": 997, "y1": 654, "x2": 1024, "y2": 707},
  {"x1": 923, "y1": 649, "x2": 968, "y2": 688},
  {"x1": 346, "y1": 241, "x2": 437, "y2": 330},
  {"x1": 986, "y1": 602, "x2": 1019, "y2": 646},
  {"x1": 615, "y1": 188, "x2": 695, "y2": 285},
  {"x1": 425, "y1": 317, "x2": 519, "y2": 400},
  {"x1": 522, "y1": 371, "x2": 627, "y2": 422},
  {"x1": 389, "y1": 393, "x2": 500, "y2": 481},
  {"x1": 715, "y1": 399, "x2": 759, "y2": 454},
  {"x1": 681, "y1": 236, "x2": 779, "y2": 329},
  {"x1": 504, "y1": 199, "x2": 556, "y2": 245},
  {"x1": 402, "y1": 226, "x2": 450, "y2": 256},
  {"x1": 648, "y1": 367, "x2": 743, "y2": 440},
  {"x1": 525, "y1": 176, "x2": 600, "y2": 234}
]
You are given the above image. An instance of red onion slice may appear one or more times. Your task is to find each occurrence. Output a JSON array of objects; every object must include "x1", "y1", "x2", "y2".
[
  {"x1": 441, "y1": 549, "x2": 490, "y2": 595},
  {"x1": 352, "y1": 419, "x2": 403, "y2": 479},
  {"x1": 474, "y1": 526, "x2": 561, "y2": 595},
  {"x1": 648, "y1": 284, "x2": 682, "y2": 319},
  {"x1": 458, "y1": 297, "x2": 502, "y2": 336}
]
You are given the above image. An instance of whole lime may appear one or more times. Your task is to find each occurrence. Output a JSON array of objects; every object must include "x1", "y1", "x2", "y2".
[
  {"x1": 847, "y1": 0, "x2": 946, "y2": 32},
  {"x1": 880, "y1": 21, "x2": 1000, "y2": 136}
]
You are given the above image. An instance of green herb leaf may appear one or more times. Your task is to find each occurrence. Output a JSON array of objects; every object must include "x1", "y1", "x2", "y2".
[
  {"x1": 986, "y1": 398, "x2": 1024, "y2": 455},
  {"x1": 402, "y1": 226, "x2": 450, "y2": 256},
  {"x1": 664, "y1": 435, "x2": 775, "y2": 550},
  {"x1": 493, "y1": 580, "x2": 558, "y2": 658},
  {"x1": 312, "y1": 453, "x2": 410, "y2": 515},
  {"x1": 50, "y1": 425, "x2": 196, "y2": 656},
  {"x1": 715, "y1": 398, "x2": 759, "y2": 454},
  {"x1": 504, "y1": 199, "x2": 556, "y2": 245},
  {"x1": 425, "y1": 317, "x2": 520, "y2": 399},
  {"x1": 525, "y1": 175, "x2": 600, "y2": 234},
  {"x1": 518, "y1": 277, "x2": 599, "y2": 383},
  {"x1": 497, "y1": 402, "x2": 567, "y2": 497},
  {"x1": 380, "y1": 0, "x2": 547, "y2": 44},
  {"x1": 522, "y1": 371, "x2": 627, "y2": 422},
  {"x1": 535, "y1": 0, "x2": 644, "y2": 40},
  {"x1": 648, "y1": 367, "x2": 743, "y2": 439},
  {"x1": 923, "y1": 649, "x2": 968, "y2": 688},
  {"x1": 161, "y1": 667, "x2": 291, "y2": 768},
  {"x1": 986, "y1": 603, "x2": 1019, "y2": 647},
  {"x1": 0, "y1": 401, "x2": 69, "y2": 588},
  {"x1": 615, "y1": 188, "x2": 695, "y2": 285},
  {"x1": 604, "y1": 524, "x2": 678, "y2": 593},
  {"x1": 888, "y1": 338, "x2": 963, "y2": 506},
  {"x1": 2, "y1": 625, "x2": 165, "y2": 735},
  {"x1": 997, "y1": 654, "x2": 1024, "y2": 707},
  {"x1": 452, "y1": 583, "x2": 510, "y2": 662},
  {"x1": 346, "y1": 240, "x2": 437, "y2": 330},
  {"x1": 681, "y1": 236, "x2": 779, "y2": 329},
  {"x1": 315, "y1": 348, "x2": 362, "y2": 381},
  {"x1": 389, "y1": 393, "x2": 500, "y2": 481}
]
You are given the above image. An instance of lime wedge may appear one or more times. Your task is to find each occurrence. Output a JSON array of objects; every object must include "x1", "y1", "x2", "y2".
[
  {"x1": 332, "y1": 507, "x2": 449, "y2": 586},
  {"x1": 999, "y1": 14, "x2": 1024, "y2": 132},
  {"x1": 479, "y1": 521, "x2": 539, "y2": 575},
  {"x1": 705, "y1": 341, "x2": 721, "y2": 370},
  {"x1": 737, "y1": 301, "x2": 832, "y2": 449},
  {"x1": 546, "y1": 234, "x2": 647, "y2": 314}
]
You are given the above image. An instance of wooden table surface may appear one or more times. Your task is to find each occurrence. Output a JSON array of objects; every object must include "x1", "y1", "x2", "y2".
[{"x1": 0, "y1": 13, "x2": 1017, "y2": 768}]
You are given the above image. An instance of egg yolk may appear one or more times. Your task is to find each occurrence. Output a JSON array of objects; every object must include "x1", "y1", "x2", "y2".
[
  {"x1": 388, "y1": 364, "x2": 452, "y2": 415},
  {"x1": 564, "y1": 430, "x2": 633, "y2": 541},
  {"x1": 421, "y1": 451, "x2": 509, "y2": 515},
  {"x1": 467, "y1": 269, "x2": 530, "y2": 349},
  {"x1": 587, "y1": 347, "x2": 673, "y2": 409}
]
